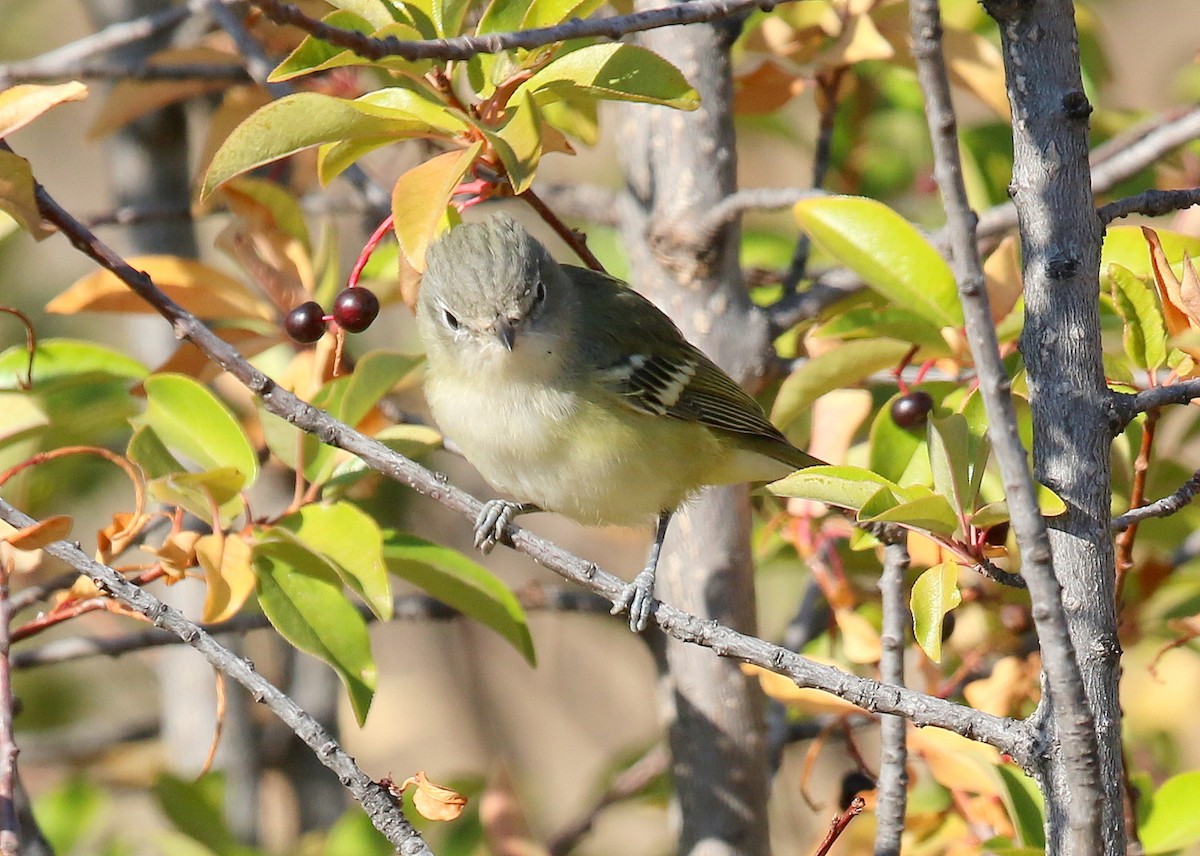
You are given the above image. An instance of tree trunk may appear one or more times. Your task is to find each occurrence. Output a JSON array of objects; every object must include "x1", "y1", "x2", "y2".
[{"x1": 618, "y1": 8, "x2": 774, "y2": 855}]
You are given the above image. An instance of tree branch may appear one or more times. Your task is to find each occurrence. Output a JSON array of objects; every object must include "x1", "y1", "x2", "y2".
[
  {"x1": 873, "y1": 540, "x2": 910, "y2": 856},
  {"x1": 248, "y1": 0, "x2": 791, "y2": 61},
  {"x1": 1098, "y1": 187, "x2": 1200, "y2": 225},
  {"x1": 1114, "y1": 379, "x2": 1200, "y2": 426},
  {"x1": 909, "y1": 2, "x2": 1104, "y2": 852},
  {"x1": 12, "y1": 147, "x2": 1030, "y2": 762},
  {"x1": 1112, "y1": 469, "x2": 1200, "y2": 532},
  {"x1": 0, "y1": 498, "x2": 433, "y2": 854}
]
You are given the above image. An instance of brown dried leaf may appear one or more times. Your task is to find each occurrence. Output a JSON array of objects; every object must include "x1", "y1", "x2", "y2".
[
  {"x1": 48, "y1": 255, "x2": 272, "y2": 320},
  {"x1": 4, "y1": 515, "x2": 72, "y2": 550},
  {"x1": 733, "y1": 60, "x2": 806, "y2": 115},
  {"x1": 196, "y1": 533, "x2": 255, "y2": 623},
  {"x1": 96, "y1": 511, "x2": 145, "y2": 562},
  {"x1": 153, "y1": 530, "x2": 202, "y2": 582},
  {"x1": 53, "y1": 574, "x2": 100, "y2": 607},
  {"x1": 404, "y1": 771, "x2": 467, "y2": 822}
]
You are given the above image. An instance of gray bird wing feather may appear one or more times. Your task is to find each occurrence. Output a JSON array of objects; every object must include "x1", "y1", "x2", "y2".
[{"x1": 566, "y1": 265, "x2": 821, "y2": 471}]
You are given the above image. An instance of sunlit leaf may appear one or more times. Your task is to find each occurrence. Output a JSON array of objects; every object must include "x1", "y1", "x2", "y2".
[
  {"x1": 911, "y1": 561, "x2": 961, "y2": 661},
  {"x1": 4, "y1": 515, "x2": 72, "y2": 550},
  {"x1": 0, "y1": 150, "x2": 52, "y2": 239},
  {"x1": 1141, "y1": 771, "x2": 1200, "y2": 854},
  {"x1": 196, "y1": 533, "x2": 255, "y2": 623},
  {"x1": 48, "y1": 256, "x2": 271, "y2": 320},
  {"x1": 391, "y1": 143, "x2": 481, "y2": 271},
  {"x1": 1109, "y1": 263, "x2": 1167, "y2": 374},
  {"x1": 383, "y1": 532, "x2": 535, "y2": 665},
  {"x1": 0, "y1": 81, "x2": 87, "y2": 138},
  {"x1": 255, "y1": 531, "x2": 377, "y2": 724},
  {"x1": 794, "y1": 196, "x2": 962, "y2": 328},
  {"x1": 772, "y1": 339, "x2": 914, "y2": 430},
  {"x1": 269, "y1": 11, "x2": 377, "y2": 82},
  {"x1": 278, "y1": 502, "x2": 393, "y2": 620},
  {"x1": 861, "y1": 492, "x2": 961, "y2": 538},
  {"x1": 768, "y1": 464, "x2": 901, "y2": 510},
  {"x1": 515, "y1": 44, "x2": 700, "y2": 110},
  {"x1": 132, "y1": 374, "x2": 258, "y2": 485}
]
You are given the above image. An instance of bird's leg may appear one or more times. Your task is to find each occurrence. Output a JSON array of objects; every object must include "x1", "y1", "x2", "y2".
[
  {"x1": 613, "y1": 510, "x2": 672, "y2": 633},
  {"x1": 474, "y1": 500, "x2": 539, "y2": 553}
]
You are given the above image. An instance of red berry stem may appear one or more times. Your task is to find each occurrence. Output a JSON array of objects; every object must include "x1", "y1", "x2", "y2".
[{"x1": 347, "y1": 213, "x2": 395, "y2": 290}]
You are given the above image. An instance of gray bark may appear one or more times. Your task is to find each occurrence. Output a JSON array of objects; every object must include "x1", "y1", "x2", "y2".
[
  {"x1": 984, "y1": 1, "x2": 1124, "y2": 852},
  {"x1": 618, "y1": 8, "x2": 773, "y2": 855}
]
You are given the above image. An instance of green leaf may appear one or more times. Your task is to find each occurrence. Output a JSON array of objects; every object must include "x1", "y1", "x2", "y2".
[
  {"x1": 814, "y1": 305, "x2": 951, "y2": 354},
  {"x1": 515, "y1": 44, "x2": 700, "y2": 110},
  {"x1": 223, "y1": 176, "x2": 310, "y2": 250},
  {"x1": 133, "y1": 374, "x2": 258, "y2": 486},
  {"x1": 34, "y1": 777, "x2": 108, "y2": 856},
  {"x1": 768, "y1": 465, "x2": 901, "y2": 511},
  {"x1": 1109, "y1": 263, "x2": 1167, "y2": 374},
  {"x1": 339, "y1": 351, "x2": 425, "y2": 427},
  {"x1": 434, "y1": 0, "x2": 473, "y2": 36},
  {"x1": 148, "y1": 467, "x2": 247, "y2": 527},
  {"x1": 869, "y1": 393, "x2": 928, "y2": 484},
  {"x1": 861, "y1": 492, "x2": 961, "y2": 537},
  {"x1": 202, "y1": 92, "x2": 448, "y2": 198},
  {"x1": 771, "y1": 339, "x2": 915, "y2": 431},
  {"x1": 392, "y1": 143, "x2": 481, "y2": 271},
  {"x1": 326, "y1": 0, "x2": 402, "y2": 28},
  {"x1": 0, "y1": 338, "x2": 146, "y2": 392},
  {"x1": 968, "y1": 499, "x2": 1010, "y2": 530},
  {"x1": 928, "y1": 414, "x2": 973, "y2": 520},
  {"x1": 269, "y1": 11, "x2": 376, "y2": 82},
  {"x1": 486, "y1": 90, "x2": 544, "y2": 194},
  {"x1": 255, "y1": 532, "x2": 377, "y2": 724},
  {"x1": 910, "y1": 561, "x2": 961, "y2": 662},
  {"x1": 277, "y1": 502, "x2": 393, "y2": 620},
  {"x1": 1140, "y1": 771, "x2": 1200, "y2": 853},
  {"x1": 325, "y1": 810, "x2": 394, "y2": 856},
  {"x1": 383, "y1": 532, "x2": 536, "y2": 665},
  {"x1": 522, "y1": 0, "x2": 606, "y2": 28},
  {"x1": 476, "y1": 0, "x2": 536, "y2": 34},
  {"x1": 153, "y1": 773, "x2": 245, "y2": 856},
  {"x1": 794, "y1": 196, "x2": 963, "y2": 328},
  {"x1": 996, "y1": 764, "x2": 1045, "y2": 849},
  {"x1": 1101, "y1": 226, "x2": 1200, "y2": 285}
]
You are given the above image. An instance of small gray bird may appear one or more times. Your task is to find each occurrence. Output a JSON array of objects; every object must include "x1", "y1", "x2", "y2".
[{"x1": 417, "y1": 215, "x2": 820, "y2": 631}]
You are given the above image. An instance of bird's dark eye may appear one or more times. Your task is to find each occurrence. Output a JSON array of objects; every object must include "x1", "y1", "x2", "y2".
[
  {"x1": 533, "y1": 278, "x2": 547, "y2": 305},
  {"x1": 442, "y1": 307, "x2": 460, "y2": 330}
]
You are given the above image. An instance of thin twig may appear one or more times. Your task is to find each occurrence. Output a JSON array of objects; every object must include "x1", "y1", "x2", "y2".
[
  {"x1": 0, "y1": 561, "x2": 18, "y2": 856},
  {"x1": 0, "y1": 61, "x2": 250, "y2": 83},
  {"x1": 810, "y1": 796, "x2": 866, "y2": 856},
  {"x1": 1112, "y1": 468, "x2": 1200, "y2": 533},
  {"x1": 10, "y1": 142, "x2": 1027, "y2": 760},
  {"x1": 694, "y1": 187, "x2": 827, "y2": 247},
  {"x1": 874, "y1": 540, "x2": 910, "y2": 856},
  {"x1": 1115, "y1": 379, "x2": 1200, "y2": 426},
  {"x1": 248, "y1": 0, "x2": 792, "y2": 61},
  {"x1": 0, "y1": 498, "x2": 433, "y2": 854},
  {"x1": 520, "y1": 187, "x2": 606, "y2": 272},
  {"x1": 1115, "y1": 409, "x2": 1158, "y2": 599},
  {"x1": 1098, "y1": 187, "x2": 1200, "y2": 225},
  {"x1": 908, "y1": 2, "x2": 1102, "y2": 849}
]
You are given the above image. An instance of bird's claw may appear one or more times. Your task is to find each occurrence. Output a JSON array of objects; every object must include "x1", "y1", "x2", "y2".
[
  {"x1": 474, "y1": 499, "x2": 522, "y2": 553},
  {"x1": 612, "y1": 567, "x2": 656, "y2": 633}
]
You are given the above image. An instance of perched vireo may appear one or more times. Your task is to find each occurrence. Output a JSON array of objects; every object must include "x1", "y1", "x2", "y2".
[{"x1": 418, "y1": 215, "x2": 821, "y2": 631}]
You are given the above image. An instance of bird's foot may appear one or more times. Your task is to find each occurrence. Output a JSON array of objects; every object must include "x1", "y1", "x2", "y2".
[
  {"x1": 612, "y1": 566, "x2": 656, "y2": 633},
  {"x1": 473, "y1": 500, "x2": 530, "y2": 553}
]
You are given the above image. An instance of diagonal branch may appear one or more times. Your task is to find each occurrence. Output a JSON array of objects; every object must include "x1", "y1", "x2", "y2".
[
  {"x1": 0, "y1": 498, "x2": 433, "y2": 854},
  {"x1": 1112, "y1": 469, "x2": 1200, "y2": 532},
  {"x1": 248, "y1": 0, "x2": 790, "y2": 61},
  {"x1": 12, "y1": 141, "x2": 1030, "y2": 763}
]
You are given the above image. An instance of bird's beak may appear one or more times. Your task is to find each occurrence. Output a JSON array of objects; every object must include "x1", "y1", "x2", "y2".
[{"x1": 493, "y1": 317, "x2": 516, "y2": 351}]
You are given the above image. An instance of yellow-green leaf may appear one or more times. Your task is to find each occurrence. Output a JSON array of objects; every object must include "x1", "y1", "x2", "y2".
[
  {"x1": 911, "y1": 561, "x2": 961, "y2": 662},
  {"x1": 772, "y1": 338, "x2": 914, "y2": 431},
  {"x1": 196, "y1": 533, "x2": 255, "y2": 623},
  {"x1": 391, "y1": 143, "x2": 481, "y2": 272},
  {"x1": 515, "y1": 44, "x2": 700, "y2": 110},
  {"x1": 769, "y1": 464, "x2": 900, "y2": 511},
  {"x1": 1109, "y1": 263, "x2": 1167, "y2": 374},
  {"x1": 794, "y1": 195, "x2": 962, "y2": 328},
  {"x1": 0, "y1": 150, "x2": 52, "y2": 240}
]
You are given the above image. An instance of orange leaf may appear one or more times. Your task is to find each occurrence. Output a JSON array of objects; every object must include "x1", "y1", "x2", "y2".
[
  {"x1": 391, "y1": 143, "x2": 482, "y2": 272},
  {"x1": 4, "y1": 515, "x2": 72, "y2": 550},
  {"x1": 403, "y1": 771, "x2": 467, "y2": 822},
  {"x1": 196, "y1": 533, "x2": 255, "y2": 623},
  {"x1": 982, "y1": 234, "x2": 1023, "y2": 323},
  {"x1": 834, "y1": 607, "x2": 882, "y2": 664},
  {"x1": 88, "y1": 48, "x2": 239, "y2": 139},
  {"x1": 1143, "y1": 226, "x2": 1199, "y2": 336},
  {"x1": 908, "y1": 727, "x2": 1002, "y2": 796},
  {"x1": 152, "y1": 530, "x2": 202, "y2": 582},
  {"x1": 48, "y1": 256, "x2": 272, "y2": 320},
  {"x1": 733, "y1": 60, "x2": 806, "y2": 115}
]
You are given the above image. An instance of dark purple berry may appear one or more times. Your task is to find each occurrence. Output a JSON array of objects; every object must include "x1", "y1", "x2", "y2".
[
  {"x1": 285, "y1": 301, "x2": 328, "y2": 343},
  {"x1": 838, "y1": 770, "x2": 876, "y2": 809},
  {"x1": 333, "y1": 287, "x2": 380, "y2": 333},
  {"x1": 890, "y1": 390, "x2": 935, "y2": 429}
]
